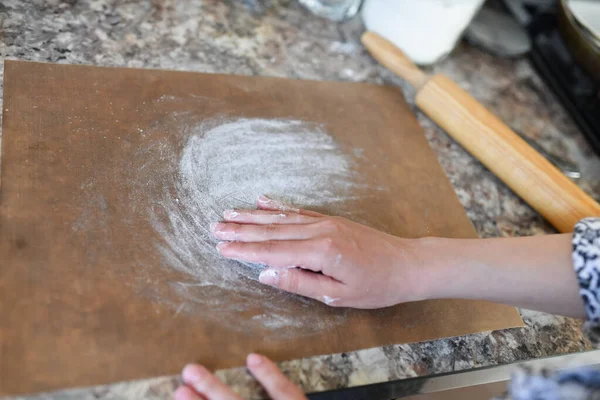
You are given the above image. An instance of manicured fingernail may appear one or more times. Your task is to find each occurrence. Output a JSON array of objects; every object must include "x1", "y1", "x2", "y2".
[
  {"x1": 259, "y1": 269, "x2": 279, "y2": 286},
  {"x1": 257, "y1": 195, "x2": 272, "y2": 203},
  {"x1": 216, "y1": 242, "x2": 229, "y2": 252},
  {"x1": 182, "y1": 364, "x2": 207, "y2": 383},
  {"x1": 247, "y1": 353, "x2": 263, "y2": 367},
  {"x1": 223, "y1": 210, "x2": 239, "y2": 219},
  {"x1": 209, "y1": 222, "x2": 220, "y2": 231}
]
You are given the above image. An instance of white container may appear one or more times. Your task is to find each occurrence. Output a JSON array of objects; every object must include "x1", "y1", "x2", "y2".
[{"x1": 362, "y1": 0, "x2": 486, "y2": 65}]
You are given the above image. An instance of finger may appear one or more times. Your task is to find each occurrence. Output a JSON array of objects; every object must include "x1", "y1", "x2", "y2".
[
  {"x1": 210, "y1": 222, "x2": 316, "y2": 242},
  {"x1": 223, "y1": 209, "x2": 319, "y2": 225},
  {"x1": 256, "y1": 195, "x2": 325, "y2": 217},
  {"x1": 182, "y1": 364, "x2": 241, "y2": 400},
  {"x1": 259, "y1": 267, "x2": 344, "y2": 306},
  {"x1": 217, "y1": 239, "x2": 334, "y2": 271},
  {"x1": 246, "y1": 354, "x2": 307, "y2": 400},
  {"x1": 174, "y1": 385, "x2": 207, "y2": 400}
]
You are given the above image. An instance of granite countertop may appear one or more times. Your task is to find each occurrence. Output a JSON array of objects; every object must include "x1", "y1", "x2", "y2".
[{"x1": 2, "y1": 1, "x2": 599, "y2": 399}]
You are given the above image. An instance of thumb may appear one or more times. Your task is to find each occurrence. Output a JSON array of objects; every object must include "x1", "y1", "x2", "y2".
[{"x1": 258, "y1": 267, "x2": 344, "y2": 306}]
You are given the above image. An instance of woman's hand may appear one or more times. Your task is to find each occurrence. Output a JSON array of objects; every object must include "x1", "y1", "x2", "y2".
[
  {"x1": 211, "y1": 195, "x2": 425, "y2": 308},
  {"x1": 175, "y1": 353, "x2": 307, "y2": 400},
  {"x1": 211, "y1": 194, "x2": 585, "y2": 318}
]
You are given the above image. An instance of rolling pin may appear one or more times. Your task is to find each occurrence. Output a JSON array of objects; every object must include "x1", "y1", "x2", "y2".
[{"x1": 361, "y1": 31, "x2": 600, "y2": 233}]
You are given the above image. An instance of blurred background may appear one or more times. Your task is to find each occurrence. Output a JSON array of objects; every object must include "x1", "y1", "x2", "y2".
[{"x1": 298, "y1": 0, "x2": 600, "y2": 157}]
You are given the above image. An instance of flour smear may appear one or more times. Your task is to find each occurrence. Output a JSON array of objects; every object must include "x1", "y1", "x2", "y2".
[{"x1": 154, "y1": 118, "x2": 366, "y2": 336}]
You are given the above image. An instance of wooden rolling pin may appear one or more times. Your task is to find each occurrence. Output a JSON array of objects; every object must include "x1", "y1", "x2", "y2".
[{"x1": 361, "y1": 31, "x2": 600, "y2": 233}]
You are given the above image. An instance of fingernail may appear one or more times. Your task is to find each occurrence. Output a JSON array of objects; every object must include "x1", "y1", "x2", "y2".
[
  {"x1": 216, "y1": 242, "x2": 229, "y2": 252},
  {"x1": 223, "y1": 210, "x2": 239, "y2": 220},
  {"x1": 259, "y1": 269, "x2": 279, "y2": 286},
  {"x1": 182, "y1": 364, "x2": 207, "y2": 383},
  {"x1": 247, "y1": 353, "x2": 263, "y2": 367},
  {"x1": 209, "y1": 222, "x2": 221, "y2": 231},
  {"x1": 256, "y1": 194, "x2": 277, "y2": 204},
  {"x1": 257, "y1": 195, "x2": 298, "y2": 212}
]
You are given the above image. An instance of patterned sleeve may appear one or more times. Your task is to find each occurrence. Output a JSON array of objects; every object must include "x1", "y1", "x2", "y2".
[
  {"x1": 495, "y1": 217, "x2": 600, "y2": 400},
  {"x1": 572, "y1": 217, "x2": 600, "y2": 344}
]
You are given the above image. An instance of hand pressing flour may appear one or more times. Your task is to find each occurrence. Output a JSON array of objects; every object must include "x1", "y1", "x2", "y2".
[
  {"x1": 212, "y1": 195, "x2": 425, "y2": 308},
  {"x1": 213, "y1": 195, "x2": 586, "y2": 318}
]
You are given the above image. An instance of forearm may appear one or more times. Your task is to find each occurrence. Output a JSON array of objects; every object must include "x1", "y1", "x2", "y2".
[{"x1": 416, "y1": 234, "x2": 586, "y2": 318}]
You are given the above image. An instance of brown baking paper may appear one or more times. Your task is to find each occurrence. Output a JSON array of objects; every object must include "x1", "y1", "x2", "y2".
[{"x1": 0, "y1": 61, "x2": 523, "y2": 395}]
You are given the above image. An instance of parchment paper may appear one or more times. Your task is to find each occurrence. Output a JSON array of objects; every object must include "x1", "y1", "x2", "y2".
[{"x1": 0, "y1": 61, "x2": 523, "y2": 395}]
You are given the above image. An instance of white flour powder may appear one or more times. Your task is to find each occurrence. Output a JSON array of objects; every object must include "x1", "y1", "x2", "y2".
[{"x1": 153, "y1": 118, "x2": 365, "y2": 335}]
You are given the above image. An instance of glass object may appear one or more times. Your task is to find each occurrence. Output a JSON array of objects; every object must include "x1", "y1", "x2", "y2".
[{"x1": 298, "y1": 0, "x2": 364, "y2": 22}]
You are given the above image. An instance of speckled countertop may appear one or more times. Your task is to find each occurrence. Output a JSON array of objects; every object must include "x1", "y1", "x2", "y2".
[{"x1": 2, "y1": 1, "x2": 599, "y2": 399}]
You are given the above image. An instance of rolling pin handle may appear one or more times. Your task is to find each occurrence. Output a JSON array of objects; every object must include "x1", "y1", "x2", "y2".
[
  {"x1": 361, "y1": 31, "x2": 429, "y2": 90},
  {"x1": 361, "y1": 31, "x2": 600, "y2": 233}
]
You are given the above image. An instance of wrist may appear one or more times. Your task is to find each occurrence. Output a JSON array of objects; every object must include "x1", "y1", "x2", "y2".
[{"x1": 404, "y1": 236, "x2": 467, "y2": 302}]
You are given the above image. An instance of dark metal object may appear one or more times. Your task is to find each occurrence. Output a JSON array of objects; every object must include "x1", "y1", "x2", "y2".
[
  {"x1": 505, "y1": 0, "x2": 600, "y2": 155},
  {"x1": 307, "y1": 350, "x2": 600, "y2": 400},
  {"x1": 521, "y1": 133, "x2": 581, "y2": 180},
  {"x1": 558, "y1": 0, "x2": 600, "y2": 82}
]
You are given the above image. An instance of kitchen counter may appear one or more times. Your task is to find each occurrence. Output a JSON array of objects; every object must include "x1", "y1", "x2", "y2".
[{"x1": 2, "y1": 1, "x2": 599, "y2": 399}]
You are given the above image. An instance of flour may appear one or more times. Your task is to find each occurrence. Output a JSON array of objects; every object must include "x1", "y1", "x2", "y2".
[
  {"x1": 153, "y1": 118, "x2": 365, "y2": 336},
  {"x1": 322, "y1": 295, "x2": 341, "y2": 305}
]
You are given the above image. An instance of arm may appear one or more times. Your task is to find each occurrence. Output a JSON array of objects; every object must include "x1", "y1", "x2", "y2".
[
  {"x1": 419, "y1": 234, "x2": 585, "y2": 318},
  {"x1": 213, "y1": 195, "x2": 587, "y2": 318}
]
